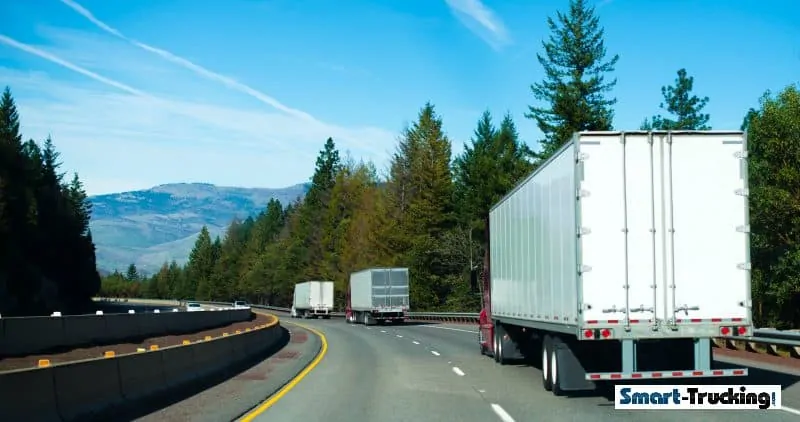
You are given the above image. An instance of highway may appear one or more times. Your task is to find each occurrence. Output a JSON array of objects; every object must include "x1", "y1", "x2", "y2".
[{"x1": 226, "y1": 318, "x2": 800, "y2": 422}]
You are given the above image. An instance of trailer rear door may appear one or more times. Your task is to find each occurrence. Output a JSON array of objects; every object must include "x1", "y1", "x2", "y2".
[{"x1": 577, "y1": 132, "x2": 750, "y2": 329}]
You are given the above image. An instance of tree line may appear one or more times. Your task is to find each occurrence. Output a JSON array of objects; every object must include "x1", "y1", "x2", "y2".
[
  {"x1": 96, "y1": 0, "x2": 796, "y2": 328},
  {"x1": 0, "y1": 87, "x2": 100, "y2": 316}
]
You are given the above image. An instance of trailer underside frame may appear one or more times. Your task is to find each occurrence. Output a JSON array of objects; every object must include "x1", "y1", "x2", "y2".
[{"x1": 479, "y1": 318, "x2": 749, "y2": 396}]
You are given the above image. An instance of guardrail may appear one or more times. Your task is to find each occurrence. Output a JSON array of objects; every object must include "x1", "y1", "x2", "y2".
[
  {"x1": 0, "y1": 304, "x2": 251, "y2": 357},
  {"x1": 192, "y1": 301, "x2": 800, "y2": 359}
]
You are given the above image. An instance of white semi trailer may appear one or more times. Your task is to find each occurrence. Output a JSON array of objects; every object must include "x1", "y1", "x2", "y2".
[
  {"x1": 476, "y1": 131, "x2": 753, "y2": 395},
  {"x1": 346, "y1": 268, "x2": 410, "y2": 325},
  {"x1": 291, "y1": 281, "x2": 334, "y2": 319}
]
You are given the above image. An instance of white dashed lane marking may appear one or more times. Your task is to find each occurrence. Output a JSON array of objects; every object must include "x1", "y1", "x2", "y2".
[
  {"x1": 490, "y1": 404, "x2": 516, "y2": 422},
  {"x1": 366, "y1": 325, "x2": 518, "y2": 422}
]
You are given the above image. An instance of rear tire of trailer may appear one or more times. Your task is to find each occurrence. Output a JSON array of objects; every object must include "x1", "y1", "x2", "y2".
[
  {"x1": 542, "y1": 336, "x2": 553, "y2": 391},
  {"x1": 494, "y1": 323, "x2": 507, "y2": 365},
  {"x1": 549, "y1": 336, "x2": 566, "y2": 396}
]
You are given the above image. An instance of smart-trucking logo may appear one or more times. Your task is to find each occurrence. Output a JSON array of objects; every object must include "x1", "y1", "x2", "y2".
[{"x1": 614, "y1": 385, "x2": 781, "y2": 410}]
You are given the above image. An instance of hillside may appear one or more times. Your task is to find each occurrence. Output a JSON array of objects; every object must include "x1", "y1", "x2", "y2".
[{"x1": 89, "y1": 182, "x2": 309, "y2": 274}]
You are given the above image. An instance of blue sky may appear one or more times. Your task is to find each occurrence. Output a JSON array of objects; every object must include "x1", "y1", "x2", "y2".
[{"x1": 1, "y1": 0, "x2": 798, "y2": 195}]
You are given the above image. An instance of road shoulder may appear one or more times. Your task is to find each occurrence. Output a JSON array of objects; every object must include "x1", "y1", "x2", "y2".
[{"x1": 132, "y1": 319, "x2": 321, "y2": 422}]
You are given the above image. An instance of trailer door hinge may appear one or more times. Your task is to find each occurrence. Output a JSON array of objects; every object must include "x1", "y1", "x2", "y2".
[
  {"x1": 736, "y1": 225, "x2": 750, "y2": 233},
  {"x1": 737, "y1": 262, "x2": 752, "y2": 270},
  {"x1": 735, "y1": 188, "x2": 749, "y2": 197},
  {"x1": 579, "y1": 265, "x2": 592, "y2": 274},
  {"x1": 578, "y1": 227, "x2": 591, "y2": 236},
  {"x1": 577, "y1": 189, "x2": 591, "y2": 198},
  {"x1": 577, "y1": 152, "x2": 589, "y2": 161},
  {"x1": 734, "y1": 150, "x2": 749, "y2": 159}
]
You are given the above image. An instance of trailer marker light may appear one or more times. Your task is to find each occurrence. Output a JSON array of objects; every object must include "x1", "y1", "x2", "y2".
[
  {"x1": 583, "y1": 329, "x2": 594, "y2": 338},
  {"x1": 720, "y1": 326, "x2": 731, "y2": 336},
  {"x1": 737, "y1": 326, "x2": 747, "y2": 335},
  {"x1": 600, "y1": 329, "x2": 611, "y2": 338}
]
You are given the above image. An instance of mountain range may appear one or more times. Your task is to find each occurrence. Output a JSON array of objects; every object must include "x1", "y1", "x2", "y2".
[{"x1": 89, "y1": 182, "x2": 310, "y2": 275}]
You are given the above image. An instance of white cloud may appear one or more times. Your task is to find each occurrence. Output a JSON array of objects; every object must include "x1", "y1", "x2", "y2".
[
  {"x1": 444, "y1": 0, "x2": 511, "y2": 50},
  {"x1": 57, "y1": 0, "x2": 390, "y2": 158},
  {"x1": 0, "y1": 31, "x2": 396, "y2": 195}
]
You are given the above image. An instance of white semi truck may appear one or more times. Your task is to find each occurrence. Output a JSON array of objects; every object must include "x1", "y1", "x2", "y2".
[
  {"x1": 476, "y1": 131, "x2": 753, "y2": 395},
  {"x1": 346, "y1": 267, "x2": 410, "y2": 325},
  {"x1": 291, "y1": 281, "x2": 334, "y2": 319}
]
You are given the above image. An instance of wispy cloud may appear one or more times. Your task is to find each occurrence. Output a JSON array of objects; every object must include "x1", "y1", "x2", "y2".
[
  {"x1": 56, "y1": 0, "x2": 389, "y2": 158},
  {"x1": 444, "y1": 0, "x2": 511, "y2": 50},
  {"x1": 0, "y1": 31, "x2": 394, "y2": 195}
]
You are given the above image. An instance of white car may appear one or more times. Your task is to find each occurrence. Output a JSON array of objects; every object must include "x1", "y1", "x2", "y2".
[
  {"x1": 185, "y1": 302, "x2": 204, "y2": 312},
  {"x1": 233, "y1": 300, "x2": 249, "y2": 309}
]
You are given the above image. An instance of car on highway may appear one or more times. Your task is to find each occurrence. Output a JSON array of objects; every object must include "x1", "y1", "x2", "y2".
[
  {"x1": 185, "y1": 302, "x2": 204, "y2": 312},
  {"x1": 233, "y1": 300, "x2": 249, "y2": 309}
]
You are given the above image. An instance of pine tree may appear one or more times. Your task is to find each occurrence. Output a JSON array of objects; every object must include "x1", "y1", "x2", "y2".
[
  {"x1": 641, "y1": 68, "x2": 711, "y2": 130},
  {"x1": 743, "y1": 84, "x2": 800, "y2": 328},
  {"x1": 126, "y1": 263, "x2": 139, "y2": 282},
  {"x1": 525, "y1": 0, "x2": 619, "y2": 160}
]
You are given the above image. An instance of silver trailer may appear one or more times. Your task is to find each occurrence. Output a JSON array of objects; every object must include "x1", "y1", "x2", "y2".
[
  {"x1": 347, "y1": 267, "x2": 409, "y2": 325},
  {"x1": 478, "y1": 131, "x2": 753, "y2": 395},
  {"x1": 292, "y1": 281, "x2": 334, "y2": 319}
]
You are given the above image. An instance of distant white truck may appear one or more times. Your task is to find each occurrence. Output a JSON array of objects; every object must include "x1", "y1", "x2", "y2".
[
  {"x1": 291, "y1": 281, "x2": 334, "y2": 319},
  {"x1": 346, "y1": 267, "x2": 410, "y2": 325}
]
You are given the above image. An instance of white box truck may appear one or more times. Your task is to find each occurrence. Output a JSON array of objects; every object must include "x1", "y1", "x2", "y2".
[
  {"x1": 476, "y1": 131, "x2": 753, "y2": 396},
  {"x1": 291, "y1": 281, "x2": 334, "y2": 319},
  {"x1": 346, "y1": 268, "x2": 409, "y2": 325}
]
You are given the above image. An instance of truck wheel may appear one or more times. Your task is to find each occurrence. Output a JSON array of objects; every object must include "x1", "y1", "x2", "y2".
[
  {"x1": 494, "y1": 323, "x2": 507, "y2": 365},
  {"x1": 550, "y1": 338, "x2": 565, "y2": 396},
  {"x1": 542, "y1": 336, "x2": 553, "y2": 391}
]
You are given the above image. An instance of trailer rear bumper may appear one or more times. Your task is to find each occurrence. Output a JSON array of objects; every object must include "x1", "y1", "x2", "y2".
[{"x1": 586, "y1": 367, "x2": 748, "y2": 381}]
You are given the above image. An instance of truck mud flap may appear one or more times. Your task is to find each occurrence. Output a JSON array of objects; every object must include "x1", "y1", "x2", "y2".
[{"x1": 553, "y1": 341, "x2": 596, "y2": 391}]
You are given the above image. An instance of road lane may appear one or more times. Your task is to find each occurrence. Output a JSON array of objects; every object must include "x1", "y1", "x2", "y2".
[
  {"x1": 374, "y1": 321, "x2": 800, "y2": 421},
  {"x1": 243, "y1": 318, "x2": 508, "y2": 422}
]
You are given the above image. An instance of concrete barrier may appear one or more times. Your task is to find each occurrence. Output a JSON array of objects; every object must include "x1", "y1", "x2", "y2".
[
  {"x1": 0, "y1": 314, "x2": 282, "y2": 422},
  {"x1": 0, "y1": 308, "x2": 252, "y2": 358}
]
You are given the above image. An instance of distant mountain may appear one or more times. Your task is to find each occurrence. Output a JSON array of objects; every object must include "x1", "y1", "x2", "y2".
[{"x1": 89, "y1": 182, "x2": 310, "y2": 275}]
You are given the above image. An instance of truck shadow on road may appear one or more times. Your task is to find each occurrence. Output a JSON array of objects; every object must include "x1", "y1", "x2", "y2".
[{"x1": 108, "y1": 326, "x2": 292, "y2": 421}]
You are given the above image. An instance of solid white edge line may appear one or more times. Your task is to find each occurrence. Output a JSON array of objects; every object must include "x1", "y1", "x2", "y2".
[
  {"x1": 421, "y1": 325, "x2": 477, "y2": 334},
  {"x1": 782, "y1": 406, "x2": 800, "y2": 416},
  {"x1": 490, "y1": 404, "x2": 515, "y2": 422},
  {"x1": 452, "y1": 367, "x2": 465, "y2": 376},
  {"x1": 431, "y1": 351, "x2": 440, "y2": 356}
]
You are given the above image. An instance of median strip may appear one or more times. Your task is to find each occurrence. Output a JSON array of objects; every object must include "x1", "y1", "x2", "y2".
[{"x1": 0, "y1": 312, "x2": 274, "y2": 371}]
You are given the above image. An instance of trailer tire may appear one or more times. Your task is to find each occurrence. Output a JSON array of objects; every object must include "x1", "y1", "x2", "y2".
[
  {"x1": 542, "y1": 336, "x2": 553, "y2": 391},
  {"x1": 550, "y1": 337, "x2": 565, "y2": 396},
  {"x1": 494, "y1": 323, "x2": 507, "y2": 365}
]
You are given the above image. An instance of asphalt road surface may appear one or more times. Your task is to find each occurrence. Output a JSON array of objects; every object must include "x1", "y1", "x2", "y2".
[{"x1": 243, "y1": 319, "x2": 800, "y2": 422}]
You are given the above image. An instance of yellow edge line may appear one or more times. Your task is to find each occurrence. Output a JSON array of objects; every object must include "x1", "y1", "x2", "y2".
[{"x1": 239, "y1": 319, "x2": 328, "y2": 421}]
